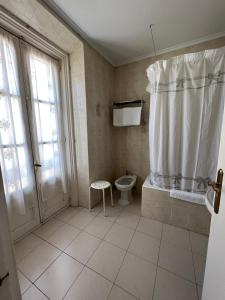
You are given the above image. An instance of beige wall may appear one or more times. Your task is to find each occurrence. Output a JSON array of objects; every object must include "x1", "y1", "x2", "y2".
[
  {"x1": 113, "y1": 36, "x2": 225, "y2": 191},
  {"x1": 82, "y1": 43, "x2": 115, "y2": 206}
]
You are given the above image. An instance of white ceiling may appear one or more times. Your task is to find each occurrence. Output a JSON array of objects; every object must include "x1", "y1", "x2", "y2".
[{"x1": 46, "y1": 0, "x2": 225, "y2": 66}]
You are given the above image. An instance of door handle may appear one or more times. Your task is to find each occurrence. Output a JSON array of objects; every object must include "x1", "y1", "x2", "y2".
[
  {"x1": 208, "y1": 169, "x2": 224, "y2": 214},
  {"x1": 34, "y1": 163, "x2": 42, "y2": 167},
  {"x1": 0, "y1": 272, "x2": 9, "y2": 286}
]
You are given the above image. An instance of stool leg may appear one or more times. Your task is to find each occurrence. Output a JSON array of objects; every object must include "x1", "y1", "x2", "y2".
[
  {"x1": 110, "y1": 185, "x2": 114, "y2": 207},
  {"x1": 102, "y1": 189, "x2": 106, "y2": 217},
  {"x1": 89, "y1": 186, "x2": 91, "y2": 212}
]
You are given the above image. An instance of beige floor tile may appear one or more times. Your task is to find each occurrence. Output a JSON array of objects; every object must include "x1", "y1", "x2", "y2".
[
  {"x1": 65, "y1": 232, "x2": 101, "y2": 264},
  {"x1": 68, "y1": 211, "x2": 94, "y2": 229},
  {"x1": 162, "y1": 224, "x2": 191, "y2": 250},
  {"x1": 104, "y1": 223, "x2": 134, "y2": 250},
  {"x1": 108, "y1": 285, "x2": 138, "y2": 300},
  {"x1": 46, "y1": 223, "x2": 80, "y2": 250},
  {"x1": 154, "y1": 267, "x2": 198, "y2": 300},
  {"x1": 123, "y1": 202, "x2": 141, "y2": 216},
  {"x1": 116, "y1": 212, "x2": 140, "y2": 229},
  {"x1": 18, "y1": 241, "x2": 60, "y2": 282},
  {"x1": 34, "y1": 219, "x2": 64, "y2": 239},
  {"x1": 14, "y1": 234, "x2": 43, "y2": 263},
  {"x1": 35, "y1": 253, "x2": 83, "y2": 300},
  {"x1": 190, "y1": 232, "x2": 208, "y2": 256},
  {"x1": 128, "y1": 231, "x2": 160, "y2": 264},
  {"x1": 18, "y1": 271, "x2": 32, "y2": 294},
  {"x1": 81, "y1": 204, "x2": 103, "y2": 216},
  {"x1": 116, "y1": 252, "x2": 157, "y2": 300},
  {"x1": 98, "y1": 205, "x2": 123, "y2": 222},
  {"x1": 193, "y1": 253, "x2": 206, "y2": 285},
  {"x1": 22, "y1": 285, "x2": 48, "y2": 300},
  {"x1": 55, "y1": 207, "x2": 79, "y2": 223},
  {"x1": 87, "y1": 241, "x2": 125, "y2": 281},
  {"x1": 64, "y1": 267, "x2": 112, "y2": 300},
  {"x1": 159, "y1": 241, "x2": 195, "y2": 282},
  {"x1": 85, "y1": 217, "x2": 113, "y2": 238},
  {"x1": 137, "y1": 217, "x2": 163, "y2": 240}
]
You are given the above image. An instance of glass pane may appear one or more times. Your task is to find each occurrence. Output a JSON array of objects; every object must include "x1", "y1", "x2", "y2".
[
  {"x1": 34, "y1": 101, "x2": 57, "y2": 143},
  {"x1": 30, "y1": 56, "x2": 55, "y2": 102},
  {"x1": 0, "y1": 32, "x2": 33, "y2": 215},
  {"x1": 3, "y1": 41, "x2": 20, "y2": 96},
  {"x1": 39, "y1": 143, "x2": 60, "y2": 181},
  {"x1": 0, "y1": 95, "x2": 11, "y2": 145},
  {"x1": 11, "y1": 97, "x2": 25, "y2": 144}
]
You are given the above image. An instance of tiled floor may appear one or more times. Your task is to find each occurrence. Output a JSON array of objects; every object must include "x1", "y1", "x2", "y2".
[{"x1": 15, "y1": 197, "x2": 208, "y2": 300}]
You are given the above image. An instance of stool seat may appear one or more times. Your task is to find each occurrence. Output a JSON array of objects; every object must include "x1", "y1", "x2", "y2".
[
  {"x1": 89, "y1": 180, "x2": 114, "y2": 217},
  {"x1": 91, "y1": 180, "x2": 111, "y2": 190}
]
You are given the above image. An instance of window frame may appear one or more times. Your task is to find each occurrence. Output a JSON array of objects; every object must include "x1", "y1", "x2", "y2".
[{"x1": 0, "y1": 7, "x2": 78, "y2": 206}]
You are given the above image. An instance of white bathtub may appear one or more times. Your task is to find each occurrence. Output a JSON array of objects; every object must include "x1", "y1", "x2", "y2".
[
  {"x1": 143, "y1": 176, "x2": 205, "y2": 205},
  {"x1": 141, "y1": 176, "x2": 211, "y2": 235}
]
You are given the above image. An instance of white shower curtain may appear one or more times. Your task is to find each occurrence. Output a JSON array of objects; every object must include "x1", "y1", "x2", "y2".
[{"x1": 147, "y1": 47, "x2": 225, "y2": 193}]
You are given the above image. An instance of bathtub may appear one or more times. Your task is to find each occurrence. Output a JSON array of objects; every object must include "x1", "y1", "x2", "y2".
[{"x1": 141, "y1": 176, "x2": 211, "y2": 235}]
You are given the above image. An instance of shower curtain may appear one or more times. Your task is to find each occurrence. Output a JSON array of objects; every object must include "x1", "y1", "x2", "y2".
[{"x1": 146, "y1": 47, "x2": 225, "y2": 193}]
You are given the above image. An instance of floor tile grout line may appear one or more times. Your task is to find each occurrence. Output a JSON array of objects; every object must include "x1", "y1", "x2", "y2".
[
  {"x1": 17, "y1": 204, "x2": 145, "y2": 300},
  {"x1": 189, "y1": 230, "x2": 201, "y2": 300},
  {"x1": 106, "y1": 214, "x2": 142, "y2": 300},
  {"x1": 32, "y1": 283, "x2": 51, "y2": 299},
  {"x1": 62, "y1": 264, "x2": 86, "y2": 300},
  {"x1": 15, "y1": 203, "x2": 131, "y2": 296},
  {"x1": 18, "y1": 203, "x2": 204, "y2": 299},
  {"x1": 152, "y1": 221, "x2": 164, "y2": 300},
  {"x1": 157, "y1": 265, "x2": 198, "y2": 285}
]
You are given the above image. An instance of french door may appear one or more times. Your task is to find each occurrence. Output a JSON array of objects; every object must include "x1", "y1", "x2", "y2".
[{"x1": 0, "y1": 28, "x2": 68, "y2": 240}]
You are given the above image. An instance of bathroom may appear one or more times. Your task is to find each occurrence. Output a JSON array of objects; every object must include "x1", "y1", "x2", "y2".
[{"x1": 0, "y1": 0, "x2": 225, "y2": 300}]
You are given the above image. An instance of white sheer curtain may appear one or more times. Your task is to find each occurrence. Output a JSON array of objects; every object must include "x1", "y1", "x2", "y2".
[
  {"x1": 0, "y1": 30, "x2": 33, "y2": 214},
  {"x1": 147, "y1": 47, "x2": 225, "y2": 193},
  {"x1": 24, "y1": 45, "x2": 66, "y2": 202}
]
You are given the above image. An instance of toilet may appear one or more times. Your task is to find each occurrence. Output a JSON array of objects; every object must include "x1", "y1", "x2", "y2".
[{"x1": 115, "y1": 175, "x2": 137, "y2": 206}]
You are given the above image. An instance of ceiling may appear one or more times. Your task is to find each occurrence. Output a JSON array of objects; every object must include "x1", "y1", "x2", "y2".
[{"x1": 44, "y1": 0, "x2": 225, "y2": 66}]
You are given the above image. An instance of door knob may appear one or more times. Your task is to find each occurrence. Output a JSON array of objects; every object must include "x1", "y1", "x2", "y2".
[
  {"x1": 208, "y1": 169, "x2": 224, "y2": 214},
  {"x1": 0, "y1": 272, "x2": 9, "y2": 287},
  {"x1": 34, "y1": 163, "x2": 42, "y2": 167}
]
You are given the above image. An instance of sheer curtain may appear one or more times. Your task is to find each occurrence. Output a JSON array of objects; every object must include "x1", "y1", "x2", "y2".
[
  {"x1": 147, "y1": 47, "x2": 225, "y2": 193},
  {"x1": 0, "y1": 30, "x2": 33, "y2": 214},
  {"x1": 23, "y1": 44, "x2": 66, "y2": 203}
]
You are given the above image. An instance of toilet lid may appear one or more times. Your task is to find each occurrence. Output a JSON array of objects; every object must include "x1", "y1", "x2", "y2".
[{"x1": 117, "y1": 177, "x2": 133, "y2": 185}]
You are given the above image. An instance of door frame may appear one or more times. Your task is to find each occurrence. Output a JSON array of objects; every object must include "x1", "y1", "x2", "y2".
[{"x1": 0, "y1": 6, "x2": 79, "y2": 210}]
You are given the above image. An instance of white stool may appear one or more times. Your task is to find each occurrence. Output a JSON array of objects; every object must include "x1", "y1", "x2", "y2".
[{"x1": 89, "y1": 180, "x2": 114, "y2": 217}]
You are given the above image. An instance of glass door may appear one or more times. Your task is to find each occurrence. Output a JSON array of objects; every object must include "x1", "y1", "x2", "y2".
[
  {"x1": 0, "y1": 29, "x2": 40, "y2": 240},
  {"x1": 0, "y1": 28, "x2": 68, "y2": 240},
  {"x1": 22, "y1": 43, "x2": 68, "y2": 221}
]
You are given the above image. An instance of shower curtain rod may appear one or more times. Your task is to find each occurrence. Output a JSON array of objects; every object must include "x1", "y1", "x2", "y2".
[{"x1": 149, "y1": 24, "x2": 157, "y2": 59}]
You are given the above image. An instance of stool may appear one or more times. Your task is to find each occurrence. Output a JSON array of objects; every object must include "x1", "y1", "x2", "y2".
[{"x1": 89, "y1": 180, "x2": 114, "y2": 217}]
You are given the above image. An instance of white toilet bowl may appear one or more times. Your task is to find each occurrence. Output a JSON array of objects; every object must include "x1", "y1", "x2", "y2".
[{"x1": 115, "y1": 175, "x2": 137, "y2": 206}]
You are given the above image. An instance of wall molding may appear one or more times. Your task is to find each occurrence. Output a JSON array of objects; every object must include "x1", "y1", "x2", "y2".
[{"x1": 116, "y1": 31, "x2": 225, "y2": 66}]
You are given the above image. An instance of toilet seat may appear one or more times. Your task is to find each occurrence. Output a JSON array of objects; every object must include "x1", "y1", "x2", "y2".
[
  {"x1": 115, "y1": 175, "x2": 137, "y2": 191},
  {"x1": 115, "y1": 175, "x2": 137, "y2": 206}
]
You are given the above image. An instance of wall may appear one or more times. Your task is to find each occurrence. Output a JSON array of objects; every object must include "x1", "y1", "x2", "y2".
[
  {"x1": 113, "y1": 36, "x2": 225, "y2": 191},
  {"x1": 84, "y1": 43, "x2": 114, "y2": 180},
  {"x1": 81, "y1": 43, "x2": 115, "y2": 206}
]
